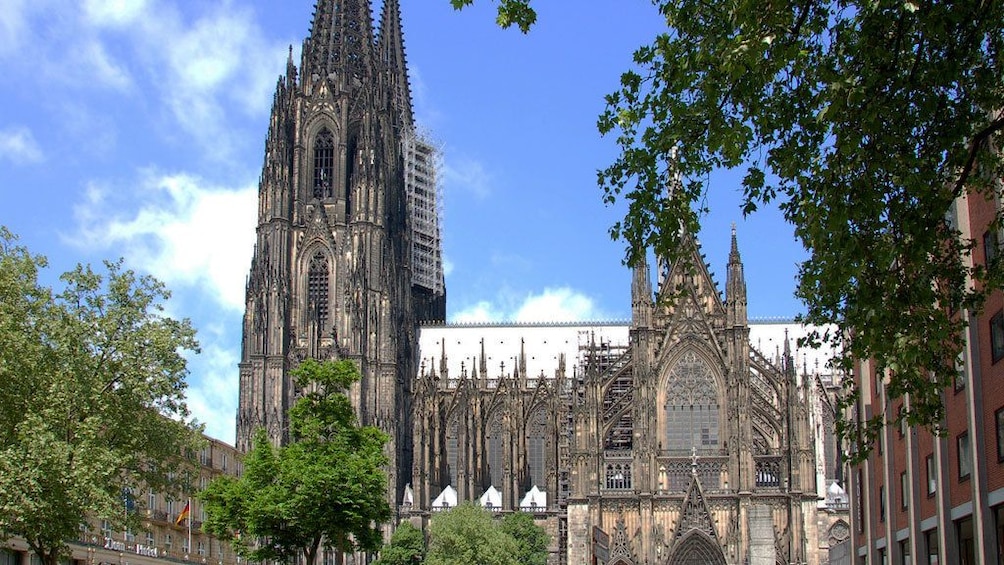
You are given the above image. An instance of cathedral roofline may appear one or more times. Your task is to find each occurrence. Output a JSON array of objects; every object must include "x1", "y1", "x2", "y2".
[
  {"x1": 419, "y1": 320, "x2": 631, "y2": 328},
  {"x1": 419, "y1": 317, "x2": 802, "y2": 328}
]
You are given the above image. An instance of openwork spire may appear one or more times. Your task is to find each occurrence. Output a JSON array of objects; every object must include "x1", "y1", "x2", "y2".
[
  {"x1": 377, "y1": 0, "x2": 413, "y2": 127},
  {"x1": 305, "y1": 0, "x2": 374, "y2": 80},
  {"x1": 725, "y1": 223, "x2": 747, "y2": 325},
  {"x1": 631, "y1": 249, "x2": 652, "y2": 318}
]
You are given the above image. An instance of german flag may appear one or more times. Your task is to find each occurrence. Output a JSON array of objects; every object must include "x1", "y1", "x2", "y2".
[{"x1": 174, "y1": 500, "x2": 191, "y2": 526}]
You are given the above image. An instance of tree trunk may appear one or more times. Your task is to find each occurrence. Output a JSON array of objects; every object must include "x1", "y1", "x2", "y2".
[{"x1": 303, "y1": 536, "x2": 322, "y2": 565}]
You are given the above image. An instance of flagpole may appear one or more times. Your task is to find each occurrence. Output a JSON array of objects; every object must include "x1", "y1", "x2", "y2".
[{"x1": 187, "y1": 498, "x2": 192, "y2": 557}]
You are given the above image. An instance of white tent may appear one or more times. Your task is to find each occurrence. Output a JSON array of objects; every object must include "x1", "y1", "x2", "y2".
[
  {"x1": 431, "y1": 485, "x2": 457, "y2": 510},
  {"x1": 479, "y1": 485, "x2": 502, "y2": 510},
  {"x1": 519, "y1": 485, "x2": 546, "y2": 511}
]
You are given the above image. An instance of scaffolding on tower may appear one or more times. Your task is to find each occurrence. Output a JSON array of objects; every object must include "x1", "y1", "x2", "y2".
[{"x1": 403, "y1": 127, "x2": 446, "y2": 316}]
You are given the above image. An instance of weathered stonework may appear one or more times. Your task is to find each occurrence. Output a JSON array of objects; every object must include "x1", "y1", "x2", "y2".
[{"x1": 236, "y1": 2, "x2": 847, "y2": 563}]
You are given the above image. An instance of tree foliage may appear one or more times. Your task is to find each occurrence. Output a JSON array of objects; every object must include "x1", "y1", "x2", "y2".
[
  {"x1": 372, "y1": 521, "x2": 424, "y2": 565},
  {"x1": 499, "y1": 512, "x2": 549, "y2": 565},
  {"x1": 449, "y1": 0, "x2": 536, "y2": 32},
  {"x1": 453, "y1": 0, "x2": 1004, "y2": 460},
  {"x1": 200, "y1": 359, "x2": 391, "y2": 565},
  {"x1": 424, "y1": 503, "x2": 547, "y2": 565},
  {"x1": 0, "y1": 227, "x2": 200, "y2": 565}
]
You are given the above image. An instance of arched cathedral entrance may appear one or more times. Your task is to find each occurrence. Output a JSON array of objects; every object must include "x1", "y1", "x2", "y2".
[{"x1": 666, "y1": 530, "x2": 727, "y2": 565}]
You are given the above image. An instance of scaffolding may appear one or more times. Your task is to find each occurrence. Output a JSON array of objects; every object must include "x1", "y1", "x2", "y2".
[{"x1": 404, "y1": 128, "x2": 445, "y2": 297}]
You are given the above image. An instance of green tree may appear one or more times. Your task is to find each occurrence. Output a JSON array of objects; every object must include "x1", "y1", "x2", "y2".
[
  {"x1": 425, "y1": 503, "x2": 548, "y2": 565},
  {"x1": 373, "y1": 521, "x2": 424, "y2": 565},
  {"x1": 0, "y1": 227, "x2": 201, "y2": 565},
  {"x1": 499, "y1": 512, "x2": 549, "y2": 565},
  {"x1": 200, "y1": 359, "x2": 391, "y2": 565},
  {"x1": 454, "y1": 0, "x2": 1004, "y2": 459}
]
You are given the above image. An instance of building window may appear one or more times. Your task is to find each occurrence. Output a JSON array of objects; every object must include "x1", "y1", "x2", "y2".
[
  {"x1": 954, "y1": 350, "x2": 967, "y2": 391},
  {"x1": 899, "y1": 540, "x2": 911, "y2": 565},
  {"x1": 165, "y1": 534, "x2": 172, "y2": 551},
  {"x1": 901, "y1": 471, "x2": 909, "y2": 510},
  {"x1": 926, "y1": 454, "x2": 936, "y2": 497},
  {"x1": 605, "y1": 463, "x2": 632, "y2": 490},
  {"x1": 924, "y1": 529, "x2": 939, "y2": 565},
  {"x1": 665, "y1": 351, "x2": 719, "y2": 453},
  {"x1": 856, "y1": 470, "x2": 864, "y2": 532},
  {"x1": 993, "y1": 311, "x2": 1004, "y2": 364},
  {"x1": 879, "y1": 485, "x2": 886, "y2": 522},
  {"x1": 995, "y1": 506, "x2": 1004, "y2": 565},
  {"x1": 197, "y1": 542, "x2": 205, "y2": 556},
  {"x1": 958, "y1": 517, "x2": 974, "y2": 565},
  {"x1": 307, "y1": 252, "x2": 329, "y2": 331},
  {"x1": 313, "y1": 128, "x2": 335, "y2": 198},
  {"x1": 100, "y1": 520, "x2": 111, "y2": 537},
  {"x1": 146, "y1": 532, "x2": 154, "y2": 546},
  {"x1": 997, "y1": 407, "x2": 1004, "y2": 463},
  {"x1": 985, "y1": 229, "x2": 999, "y2": 266},
  {"x1": 958, "y1": 431, "x2": 972, "y2": 481},
  {"x1": 526, "y1": 409, "x2": 547, "y2": 488},
  {"x1": 222, "y1": 453, "x2": 228, "y2": 472},
  {"x1": 445, "y1": 418, "x2": 459, "y2": 486},
  {"x1": 148, "y1": 489, "x2": 156, "y2": 510},
  {"x1": 485, "y1": 412, "x2": 504, "y2": 487}
]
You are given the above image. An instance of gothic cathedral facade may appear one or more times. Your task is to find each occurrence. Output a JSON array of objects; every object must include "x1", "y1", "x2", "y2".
[{"x1": 235, "y1": 2, "x2": 843, "y2": 564}]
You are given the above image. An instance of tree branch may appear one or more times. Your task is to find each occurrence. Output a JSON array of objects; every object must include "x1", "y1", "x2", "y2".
[{"x1": 954, "y1": 112, "x2": 1004, "y2": 196}]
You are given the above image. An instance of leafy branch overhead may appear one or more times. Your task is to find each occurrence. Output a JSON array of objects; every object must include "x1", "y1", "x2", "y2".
[
  {"x1": 449, "y1": 0, "x2": 536, "y2": 33},
  {"x1": 453, "y1": 0, "x2": 1004, "y2": 460}
]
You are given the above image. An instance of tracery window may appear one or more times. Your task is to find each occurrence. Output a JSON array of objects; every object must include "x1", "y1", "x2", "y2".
[
  {"x1": 605, "y1": 463, "x2": 632, "y2": 490},
  {"x1": 313, "y1": 128, "x2": 335, "y2": 198},
  {"x1": 485, "y1": 411, "x2": 503, "y2": 487},
  {"x1": 665, "y1": 351, "x2": 720, "y2": 454},
  {"x1": 445, "y1": 418, "x2": 459, "y2": 486},
  {"x1": 527, "y1": 409, "x2": 547, "y2": 488},
  {"x1": 307, "y1": 252, "x2": 329, "y2": 329}
]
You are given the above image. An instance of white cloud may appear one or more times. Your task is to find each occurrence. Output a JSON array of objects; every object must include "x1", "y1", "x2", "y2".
[
  {"x1": 83, "y1": 0, "x2": 150, "y2": 28},
  {"x1": 0, "y1": 1, "x2": 289, "y2": 155},
  {"x1": 443, "y1": 156, "x2": 493, "y2": 199},
  {"x1": 452, "y1": 300, "x2": 506, "y2": 323},
  {"x1": 71, "y1": 171, "x2": 257, "y2": 312},
  {"x1": 0, "y1": 0, "x2": 31, "y2": 56},
  {"x1": 69, "y1": 39, "x2": 133, "y2": 91},
  {"x1": 513, "y1": 288, "x2": 602, "y2": 322},
  {"x1": 185, "y1": 341, "x2": 238, "y2": 445},
  {"x1": 143, "y1": 3, "x2": 289, "y2": 154},
  {"x1": 0, "y1": 126, "x2": 43, "y2": 164},
  {"x1": 451, "y1": 287, "x2": 606, "y2": 323}
]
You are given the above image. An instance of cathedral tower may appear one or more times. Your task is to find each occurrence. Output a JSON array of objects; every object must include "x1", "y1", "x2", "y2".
[{"x1": 236, "y1": 0, "x2": 444, "y2": 503}]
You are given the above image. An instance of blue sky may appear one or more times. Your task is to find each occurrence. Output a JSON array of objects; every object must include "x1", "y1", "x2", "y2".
[{"x1": 0, "y1": 0, "x2": 805, "y2": 444}]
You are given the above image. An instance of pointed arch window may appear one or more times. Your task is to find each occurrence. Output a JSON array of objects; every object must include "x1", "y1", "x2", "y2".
[
  {"x1": 445, "y1": 418, "x2": 459, "y2": 486},
  {"x1": 665, "y1": 351, "x2": 720, "y2": 454},
  {"x1": 485, "y1": 412, "x2": 503, "y2": 487},
  {"x1": 313, "y1": 128, "x2": 335, "y2": 198},
  {"x1": 307, "y1": 252, "x2": 329, "y2": 329},
  {"x1": 527, "y1": 409, "x2": 547, "y2": 489}
]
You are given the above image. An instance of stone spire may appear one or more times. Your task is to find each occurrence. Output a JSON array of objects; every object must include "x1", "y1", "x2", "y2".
[
  {"x1": 631, "y1": 250, "x2": 653, "y2": 328},
  {"x1": 377, "y1": 0, "x2": 413, "y2": 129},
  {"x1": 725, "y1": 223, "x2": 747, "y2": 327},
  {"x1": 304, "y1": 0, "x2": 375, "y2": 82}
]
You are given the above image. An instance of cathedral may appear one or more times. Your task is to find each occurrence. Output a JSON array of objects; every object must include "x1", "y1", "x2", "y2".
[{"x1": 234, "y1": 1, "x2": 848, "y2": 563}]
